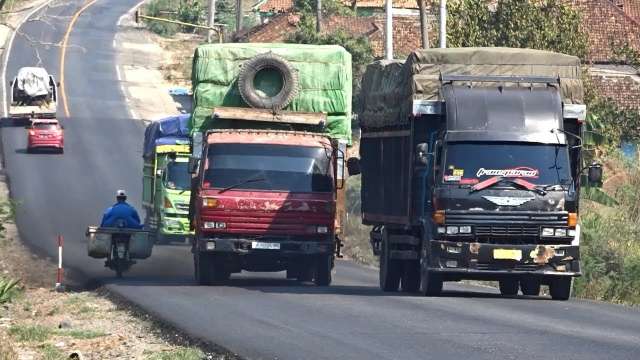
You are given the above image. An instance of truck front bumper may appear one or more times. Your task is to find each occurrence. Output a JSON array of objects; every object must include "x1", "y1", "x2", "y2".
[
  {"x1": 159, "y1": 214, "x2": 193, "y2": 236},
  {"x1": 196, "y1": 236, "x2": 334, "y2": 256},
  {"x1": 427, "y1": 240, "x2": 580, "y2": 279}
]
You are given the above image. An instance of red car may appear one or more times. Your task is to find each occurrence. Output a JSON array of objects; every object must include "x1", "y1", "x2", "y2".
[{"x1": 26, "y1": 119, "x2": 64, "y2": 153}]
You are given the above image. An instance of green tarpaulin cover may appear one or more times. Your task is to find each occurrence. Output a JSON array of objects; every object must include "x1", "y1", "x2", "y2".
[
  {"x1": 190, "y1": 43, "x2": 352, "y2": 142},
  {"x1": 359, "y1": 47, "x2": 584, "y2": 128}
]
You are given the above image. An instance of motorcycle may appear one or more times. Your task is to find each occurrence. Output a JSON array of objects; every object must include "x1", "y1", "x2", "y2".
[{"x1": 86, "y1": 222, "x2": 153, "y2": 278}]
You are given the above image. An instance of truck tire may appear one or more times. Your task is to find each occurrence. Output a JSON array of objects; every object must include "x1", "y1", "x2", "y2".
[
  {"x1": 209, "y1": 255, "x2": 231, "y2": 286},
  {"x1": 401, "y1": 260, "x2": 420, "y2": 292},
  {"x1": 499, "y1": 279, "x2": 519, "y2": 296},
  {"x1": 549, "y1": 277, "x2": 572, "y2": 300},
  {"x1": 419, "y1": 265, "x2": 443, "y2": 296},
  {"x1": 194, "y1": 252, "x2": 212, "y2": 285},
  {"x1": 520, "y1": 278, "x2": 541, "y2": 296},
  {"x1": 314, "y1": 254, "x2": 332, "y2": 286},
  {"x1": 238, "y1": 53, "x2": 299, "y2": 110},
  {"x1": 380, "y1": 234, "x2": 401, "y2": 292}
]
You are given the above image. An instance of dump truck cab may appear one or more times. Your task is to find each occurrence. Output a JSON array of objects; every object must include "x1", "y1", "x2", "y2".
[{"x1": 190, "y1": 109, "x2": 346, "y2": 286}]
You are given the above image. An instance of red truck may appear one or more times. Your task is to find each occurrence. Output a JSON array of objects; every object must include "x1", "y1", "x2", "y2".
[
  {"x1": 189, "y1": 109, "x2": 347, "y2": 286},
  {"x1": 186, "y1": 44, "x2": 352, "y2": 286}
]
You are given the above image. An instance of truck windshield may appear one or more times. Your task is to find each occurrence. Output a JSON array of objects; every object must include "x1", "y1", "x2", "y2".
[
  {"x1": 204, "y1": 144, "x2": 333, "y2": 193},
  {"x1": 165, "y1": 161, "x2": 190, "y2": 191},
  {"x1": 442, "y1": 142, "x2": 572, "y2": 186}
]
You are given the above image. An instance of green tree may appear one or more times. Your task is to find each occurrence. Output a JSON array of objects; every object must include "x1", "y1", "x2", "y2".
[{"x1": 447, "y1": 0, "x2": 587, "y2": 58}]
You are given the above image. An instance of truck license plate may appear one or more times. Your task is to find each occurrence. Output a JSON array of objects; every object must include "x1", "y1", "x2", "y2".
[
  {"x1": 493, "y1": 249, "x2": 522, "y2": 261},
  {"x1": 252, "y1": 241, "x2": 280, "y2": 250}
]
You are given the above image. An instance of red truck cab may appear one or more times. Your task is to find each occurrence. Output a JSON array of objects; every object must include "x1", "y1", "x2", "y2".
[
  {"x1": 26, "y1": 119, "x2": 64, "y2": 153},
  {"x1": 191, "y1": 129, "x2": 342, "y2": 286}
]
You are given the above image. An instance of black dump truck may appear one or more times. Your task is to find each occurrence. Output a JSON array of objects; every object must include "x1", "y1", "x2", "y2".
[{"x1": 348, "y1": 48, "x2": 603, "y2": 300}]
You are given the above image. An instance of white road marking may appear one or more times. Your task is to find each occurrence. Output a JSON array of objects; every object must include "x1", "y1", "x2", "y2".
[
  {"x1": 116, "y1": 0, "x2": 147, "y2": 26},
  {"x1": 116, "y1": 0, "x2": 149, "y2": 123},
  {"x1": 1, "y1": 0, "x2": 55, "y2": 117}
]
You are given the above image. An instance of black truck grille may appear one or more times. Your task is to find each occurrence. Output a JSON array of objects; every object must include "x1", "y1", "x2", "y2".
[
  {"x1": 445, "y1": 211, "x2": 571, "y2": 245},
  {"x1": 475, "y1": 225, "x2": 539, "y2": 237}
]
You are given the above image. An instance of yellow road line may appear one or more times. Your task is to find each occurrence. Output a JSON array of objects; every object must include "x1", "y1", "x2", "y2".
[{"x1": 59, "y1": 0, "x2": 98, "y2": 118}]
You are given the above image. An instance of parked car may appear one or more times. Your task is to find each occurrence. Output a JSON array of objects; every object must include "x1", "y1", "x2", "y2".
[{"x1": 26, "y1": 119, "x2": 64, "y2": 153}]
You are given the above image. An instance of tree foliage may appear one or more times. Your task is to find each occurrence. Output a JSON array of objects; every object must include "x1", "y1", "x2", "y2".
[{"x1": 447, "y1": 0, "x2": 587, "y2": 59}]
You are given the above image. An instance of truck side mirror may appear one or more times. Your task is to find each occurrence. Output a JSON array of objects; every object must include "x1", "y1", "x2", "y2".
[
  {"x1": 416, "y1": 143, "x2": 429, "y2": 166},
  {"x1": 587, "y1": 162, "x2": 603, "y2": 187},
  {"x1": 347, "y1": 157, "x2": 361, "y2": 176},
  {"x1": 188, "y1": 157, "x2": 200, "y2": 174}
]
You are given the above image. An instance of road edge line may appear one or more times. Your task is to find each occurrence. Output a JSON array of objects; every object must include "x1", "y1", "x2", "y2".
[
  {"x1": 59, "y1": 0, "x2": 98, "y2": 118},
  {"x1": 115, "y1": 0, "x2": 147, "y2": 121},
  {"x1": 1, "y1": 0, "x2": 55, "y2": 118}
]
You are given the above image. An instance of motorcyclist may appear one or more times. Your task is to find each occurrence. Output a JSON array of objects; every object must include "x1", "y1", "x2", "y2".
[{"x1": 101, "y1": 190, "x2": 143, "y2": 229}]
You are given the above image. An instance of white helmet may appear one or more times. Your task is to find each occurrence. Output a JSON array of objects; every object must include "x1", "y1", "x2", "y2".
[{"x1": 116, "y1": 189, "x2": 127, "y2": 199}]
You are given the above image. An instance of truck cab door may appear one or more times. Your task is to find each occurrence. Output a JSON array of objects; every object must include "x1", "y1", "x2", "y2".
[{"x1": 142, "y1": 159, "x2": 154, "y2": 207}]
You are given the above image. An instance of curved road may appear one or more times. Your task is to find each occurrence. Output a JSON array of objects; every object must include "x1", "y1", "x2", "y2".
[{"x1": 2, "y1": 1, "x2": 640, "y2": 359}]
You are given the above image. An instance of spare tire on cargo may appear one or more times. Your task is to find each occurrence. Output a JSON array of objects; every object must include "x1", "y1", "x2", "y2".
[{"x1": 238, "y1": 53, "x2": 299, "y2": 110}]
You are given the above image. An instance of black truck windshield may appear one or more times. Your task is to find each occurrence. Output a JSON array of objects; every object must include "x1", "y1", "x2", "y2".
[
  {"x1": 204, "y1": 144, "x2": 333, "y2": 193},
  {"x1": 165, "y1": 161, "x2": 190, "y2": 190},
  {"x1": 442, "y1": 142, "x2": 572, "y2": 186}
]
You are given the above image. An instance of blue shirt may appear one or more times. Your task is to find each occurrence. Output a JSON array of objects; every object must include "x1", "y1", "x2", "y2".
[{"x1": 101, "y1": 201, "x2": 143, "y2": 229}]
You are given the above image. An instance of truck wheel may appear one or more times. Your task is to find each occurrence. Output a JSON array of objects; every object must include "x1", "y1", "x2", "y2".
[
  {"x1": 314, "y1": 255, "x2": 332, "y2": 286},
  {"x1": 520, "y1": 278, "x2": 541, "y2": 296},
  {"x1": 238, "y1": 53, "x2": 299, "y2": 110},
  {"x1": 549, "y1": 277, "x2": 572, "y2": 300},
  {"x1": 499, "y1": 279, "x2": 519, "y2": 296},
  {"x1": 419, "y1": 266, "x2": 443, "y2": 296},
  {"x1": 194, "y1": 252, "x2": 212, "y2": 285},
  {"x1": 209, "y1": 255, "x2": 231, "y2": 286},
  {"x1": 379, "y1": 237, "x2": 401, "y2": 292},
  {"x1": 401, "y1": 261, "x2": 420, "y2": 293}
]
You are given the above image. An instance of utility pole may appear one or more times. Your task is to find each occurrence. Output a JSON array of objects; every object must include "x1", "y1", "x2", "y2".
[
  {"x1": 316, "y1": 0, "x2": 322, "y2": 33},
  {"x1": 418, "y1": 0, "x2": 428, "y2": 48},
  {"x1": 207, "y1": 0, "x2": 216, "y2": 43},
  {"x1": 439, "y1": 0, "x2": 447, "y2": 48},
  {"x1": 236, "y1": 0, "x2": 243, "y2": 33},
  {"x1": 385, "y1": 0, "x2": 393, "y2": 60}
]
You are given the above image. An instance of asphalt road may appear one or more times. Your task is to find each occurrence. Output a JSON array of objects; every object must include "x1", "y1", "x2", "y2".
[{"x1": 2, "y1": 1, "x2": 640, "y2": 359}]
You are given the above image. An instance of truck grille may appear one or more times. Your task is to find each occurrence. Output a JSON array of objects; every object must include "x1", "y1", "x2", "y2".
[
  {"x1": 475, "y1": 225, "x2": 539, "y2": 237},
  {"x1": 175, "y1": 203, "x2": 189, "y2": 212}
]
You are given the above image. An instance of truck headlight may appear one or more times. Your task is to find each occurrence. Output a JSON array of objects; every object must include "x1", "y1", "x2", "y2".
[
  {"x1": 555, "y1": 228, "x2": 567, "y2": 237},
  {"x1": 459, "y1": 226, "x2": 472, "y2": 234},
  {"x1": 542, "y1": 228, "x2": 555, "y2": 237},
  {"x1": 437, "y1": 227, "x2": 446, "y2": 234},
  {"x1": 568, "y1": 229, "x2": 576, "y2": 237},
  {"x1": 317, "y1": 226, "x2": 329, "y2": 234},
  {"x1": 446, "y1": 226, "x2": 459, "y2": 235},
  {"x1": 204, "y1": 221, "x2": 226, "y2": 229},
  {"x1": 165, "y1": 218, "x2": 181, "y2": 227}
]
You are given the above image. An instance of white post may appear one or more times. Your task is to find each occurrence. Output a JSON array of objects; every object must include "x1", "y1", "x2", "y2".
[
  {"x1": 55, "y1": 235, "x2": 65, "y2": 292},
  {"x1": 207, "y1": 0, "x2": 216, "y2": 43},
  {"x1": 385, "y1": 0, "x2": 393, "y2": 60},
  {"x1": 439, "y1": 0, "x2": 447, "y2": 48}
]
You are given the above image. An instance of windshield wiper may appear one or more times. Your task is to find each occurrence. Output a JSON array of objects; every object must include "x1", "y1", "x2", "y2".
[
  {"x1": 218, "y1": 176, "x2": 266, "y2": 194},
  {"x1": 469, "y1": 176, "x2": 547, "y2": 195}
]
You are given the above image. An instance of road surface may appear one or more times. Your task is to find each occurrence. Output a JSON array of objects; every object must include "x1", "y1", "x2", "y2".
[{"x1": 1, "y1": 1, "x2": 639, "y2": 359}]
